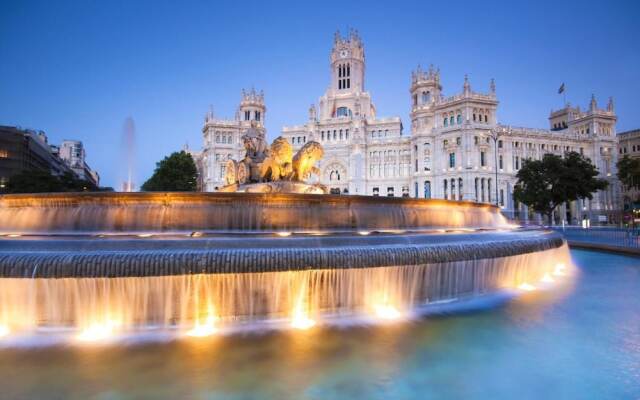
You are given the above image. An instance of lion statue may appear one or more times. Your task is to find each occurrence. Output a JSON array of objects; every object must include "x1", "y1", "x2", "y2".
[
  {"x1": 259, "y1": 136, "x2": 293, "y2": 181},
  {"x1": 224, "y1": 159, "x2": 238, "y2": 185},
  {"x1": 290, "y1": 141, "x2": 324, "y2": 181}
]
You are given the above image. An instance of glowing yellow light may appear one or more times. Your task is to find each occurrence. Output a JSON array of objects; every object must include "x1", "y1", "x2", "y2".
[
  {"x1": 358, "y1": 231, "x2": 370, "y2": 236},
  {"x1": 291, "y1": 312, "x2": 316, "y2": 330},
  {"x1": 518, "y1": 283, "x2": 536, "y2": 291},
  {"x1": 76, "y1": 320, "x2": 119, "y2": 342},
  {"x1": 541, "y1": 273, "x2": 555, "y2": 283},
  {"x1": 0, "y1": 325, "x2": 9, "y2": 338},
  {"x1": 137, "y1": 233, "x2": 153, "y2": 238},
  {"x1": 291, "y1": 297, "x2": 315, "y2": 330},
  {"x1": 186, "y1": 316, "x2": 217, "y2": 337},
  {"x1": 373, "y1": 304, "x2": 402, "y2": 320},
  {"x1": 276, "y1": 232, "x2": 292, "y2": 237},
  {"x1": 553, "y1": 263, "x2": 566, "y2": 276}
]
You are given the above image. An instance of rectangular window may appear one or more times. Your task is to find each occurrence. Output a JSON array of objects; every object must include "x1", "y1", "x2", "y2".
[
  {"x1": 449, "y1": 153, "x2": 456, "y2": 168},
  {"x1": 373, "y1": 187, "x2": 379, "y2": 197},
  {"x1": 480, "y1": 151, "x2": 486, "y2": 167}
]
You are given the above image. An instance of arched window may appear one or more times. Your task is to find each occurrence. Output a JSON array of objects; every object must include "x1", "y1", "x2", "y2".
[
  {"x1": 457, "y1": 114, "x2": 462, "y2": 124},
  {"x1": 326, "y1": 163, "x2": 346, "y2": 183},
  {"x1": 443, "y1": 179, "x2": 448, "y2": 200},
  {"x1": 336, "y1": 107, "x2": 352, "y2": 117},
  {"x1": 450, "y1": 116, "x2": 455, "y2": 126},
  {"x1": 424, "y1": 181, "x2": 431, "y2": 199},
  {"x1": 421, "y1": 91, "x2": 431, "y2": 104},
  {"x1": 443, "y1": 117, "x2": 448, "y2": 127},
  {"x1": 458, "y1": 178, "x2": 463, "y2": 201},
  {"x1": 321, "y1": 131, "x2": 325, "y2": 141}
]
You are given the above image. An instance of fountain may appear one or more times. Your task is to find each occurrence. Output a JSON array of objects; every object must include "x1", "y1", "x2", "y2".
[{"x1": 0, "y1": 135, "x2": 572, "y2": 343}]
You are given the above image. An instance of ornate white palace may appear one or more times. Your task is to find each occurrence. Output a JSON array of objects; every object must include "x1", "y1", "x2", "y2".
[{"x1": 194, "y1": 30, "x2": 619, "y2": 224}]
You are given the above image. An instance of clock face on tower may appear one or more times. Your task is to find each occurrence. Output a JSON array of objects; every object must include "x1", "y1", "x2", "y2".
[{"x1": 339, "y1": 49, "x2": 349, "y2": 58}]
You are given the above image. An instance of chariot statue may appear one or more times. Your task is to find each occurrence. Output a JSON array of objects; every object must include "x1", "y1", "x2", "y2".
[{"x1": 220, "y1": 128, "x2": 327, "y2": 194}]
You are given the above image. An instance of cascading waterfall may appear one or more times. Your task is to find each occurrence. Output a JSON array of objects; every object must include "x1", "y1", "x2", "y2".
[
  {"x1": 0, "y1": 244, "x2": 572, "y2": 337},
  {"x1": 0, "y1": 192, "x2": 508, "y2": 233},
  {"x1": 0, "y1": 192, "x2": 573, "y2": 344}
]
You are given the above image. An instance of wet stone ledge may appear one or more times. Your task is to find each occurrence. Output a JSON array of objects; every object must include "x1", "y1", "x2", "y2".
[{"x1": 0, "y1": 235, "x2": 565, "y2": 279}]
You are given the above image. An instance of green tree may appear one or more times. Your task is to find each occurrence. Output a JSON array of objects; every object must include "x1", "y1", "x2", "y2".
[
  {"x1": 513, "y1": 152, "x2": 608, "y2": 224},
  {"x1": 141, "y1": 151, "x2": 197, "y2": 191},
  {"x1": 617, "y1": 155, "x2": 640, "y2": 192},
  {"x1": 4, "y1": 169, "x2": 97, "y2": 193},
  {"x1": 5, "y1": 169, "x2": 65, "y2": 193}
]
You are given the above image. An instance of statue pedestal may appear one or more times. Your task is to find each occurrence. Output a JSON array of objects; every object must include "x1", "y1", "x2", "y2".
[{"x1": 218, "y1": 181, "x2": 328, "y2": 194}]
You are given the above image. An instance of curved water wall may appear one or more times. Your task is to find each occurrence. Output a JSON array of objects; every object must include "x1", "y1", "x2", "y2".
[
  {"x1": 0, "y1": 240, "x2": 571, "y2": 335},
  {"x1": 0, "y1": 192, "x2": 571, "y2": 340},
  {"x1": 0, "y1": 192, "x2": 508, "y2": 233}
]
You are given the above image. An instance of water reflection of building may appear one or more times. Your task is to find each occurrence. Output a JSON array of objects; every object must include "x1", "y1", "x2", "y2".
[{"x1": 196, "y1": 30, "x2": 620, "y2": 224}]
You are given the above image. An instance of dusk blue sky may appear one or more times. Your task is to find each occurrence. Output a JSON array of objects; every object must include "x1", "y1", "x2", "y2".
[{"x1": 1, "y1": 0, "x2": 639, "y2": 188}]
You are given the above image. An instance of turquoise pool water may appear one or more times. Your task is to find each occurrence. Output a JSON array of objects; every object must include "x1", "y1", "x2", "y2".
[{"x1": 0, "y1": 249, "x2": 638, "y2": 399}]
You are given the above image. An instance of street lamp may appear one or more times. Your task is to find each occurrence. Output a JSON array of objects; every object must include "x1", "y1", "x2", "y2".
[{"x1": 488, "y1": 128, "x2": 506, "y2": 207}]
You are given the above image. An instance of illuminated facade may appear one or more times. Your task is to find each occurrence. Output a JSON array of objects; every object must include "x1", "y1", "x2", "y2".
[{"x1": 197, "y1": 30, "x2": 619, "y2": 224}]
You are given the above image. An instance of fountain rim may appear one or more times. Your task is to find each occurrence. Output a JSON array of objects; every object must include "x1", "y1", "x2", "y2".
[
  {"x1": 0, "y1": 191, "x2": 501, "y2": 210},
  {"x1": 0, "y1": 231, "x2": 566, "y2": 278}
]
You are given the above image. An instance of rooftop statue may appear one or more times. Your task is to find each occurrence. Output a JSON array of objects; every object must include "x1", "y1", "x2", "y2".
[{"x1": 221, "y1": 127, "x2": 326, "y2": 194}]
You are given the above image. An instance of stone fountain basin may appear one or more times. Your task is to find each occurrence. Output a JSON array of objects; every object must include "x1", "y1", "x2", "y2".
[{"x1": 0, "y1": 230, "x2": 564, "y2": 278}]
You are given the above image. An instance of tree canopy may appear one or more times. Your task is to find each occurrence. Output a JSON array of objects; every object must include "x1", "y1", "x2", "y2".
[
  {"x1": 616, "y1": 155, "x2": 640, "y2": 192},
  {"x1": 141, "y1": 151, "x2": 198, "y2": 191},
  {"x1": 4, "y1": 170, "x2": 98, "y2": 194},
  {"x1": 513, "y1": 152, "x2": 608, "y2": 223}
]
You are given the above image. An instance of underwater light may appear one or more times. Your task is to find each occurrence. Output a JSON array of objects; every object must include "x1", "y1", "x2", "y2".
[
  {"x1": 186, "y1": 316, "x2": 217, "y2": 337},
  {"x1": 76, "y1": 320, "x2": 120, "y2": 342},
  {"x1": 291, "y1": 313, "x2": 316, "y2": 330},
  {"x1": 553, "y1": 263, "x2": 566, "y2": 276},
  {"x1": 518, "y1": 283, "x2": 536, "y2": 291},
  {"x1": 0, "y1": 325, "x2": 9, "y2": 337},
  {"x1": 373, "y1": 304, "x2": 402, "y2": 320},
  {"x1": 541, "y1": 273, "x2": 555, "y2": 283}
]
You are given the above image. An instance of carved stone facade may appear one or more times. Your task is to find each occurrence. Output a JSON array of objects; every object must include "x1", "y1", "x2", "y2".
[
  {"x1": 196, "y1": 30, "x2": 620, "y2": 224},
  {"x1": 617, "y1": 129, "x2": 640, "y2": 210}
]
